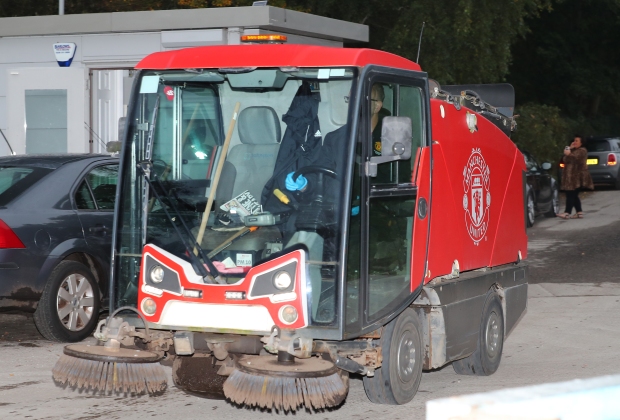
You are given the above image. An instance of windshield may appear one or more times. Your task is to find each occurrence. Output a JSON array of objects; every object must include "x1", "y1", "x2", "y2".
[
  {"x1": 114, "y1": 67, "x2": 356, "y2": 327},
  {"x1": 586, "y1": 139, "x2": 620, "y2": 152}
]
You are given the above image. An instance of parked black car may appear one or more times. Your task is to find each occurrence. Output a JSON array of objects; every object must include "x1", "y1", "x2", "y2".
[
  {"x1": 522, "y1": 150, "x2": 559, "y2": 227},
  {"x1": 0, "y1": 154, "x2": 118, "y2": 342}
]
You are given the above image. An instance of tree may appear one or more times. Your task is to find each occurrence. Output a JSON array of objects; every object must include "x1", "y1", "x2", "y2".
[
  {"x1": 508, "y1": 0, "x2": 620, "y2": 135},
  {"x1": 512, "y1": 103, "x2": 569, "y2": 164}
]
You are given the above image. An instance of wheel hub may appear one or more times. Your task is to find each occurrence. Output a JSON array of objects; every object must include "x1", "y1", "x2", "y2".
[
  {"x1": 485, "y1": 311, "x2": 501, "y2": 358},
  {"x1": 397, "y1": 330, "x2": 417, "y2": 382},
  {"x1": 56, "y1": 274, "x2": 94, "y2": 331}
]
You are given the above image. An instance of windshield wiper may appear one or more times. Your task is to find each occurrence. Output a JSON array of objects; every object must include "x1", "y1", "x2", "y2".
[{"x1": 137, "y1": 161, "x2": 224, "y2": 284}]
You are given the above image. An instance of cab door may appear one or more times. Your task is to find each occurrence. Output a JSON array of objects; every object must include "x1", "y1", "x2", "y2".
[{"x1": 346, "y1": 68, "x2": 431, "y2": 334}]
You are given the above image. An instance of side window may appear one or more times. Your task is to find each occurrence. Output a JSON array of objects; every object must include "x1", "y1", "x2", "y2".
[
  {"x1": 75, "y1": 164, "x2": 118, "y2": 211},
  {"x1": 75, "y1": 180, "x2": 95, "y2": 210},
  {"x1": 87, "y1": 164, "x2": 119, "y2": 210},
  {"x1": 523, "y1": 153, "x2": 538, "y2": 171},
  {"x1": 370, "y1": 83, "x2": 394, "y2": 185},
  {"x1": 370, "y1": 83, "x2": 423, "y2": 186},
  {"x1": 364, "y1": 79, "x2": 425, "y2": 323}
]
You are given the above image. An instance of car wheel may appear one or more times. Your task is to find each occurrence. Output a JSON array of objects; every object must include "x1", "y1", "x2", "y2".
[
  {"x1": 453, "y1": 292, "x2": 504, "y2": 376},
  {"x1": 33, "y1": 261, "x2": 100, "y2": 342},
  {"x1": 544, "y1": 183, "x2": 560, "y2": 217},
  {"x1": 526, "y1": 191, "x2": 536, "y2": 227},
  {"x1": 363, "y1": 308, "x2": 423, "y2": 405},
  {"x1": 615, "y1": 176, "x2": 620, "y2": 190}
]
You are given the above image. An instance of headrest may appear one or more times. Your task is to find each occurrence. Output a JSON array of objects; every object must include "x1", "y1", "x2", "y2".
[{"x1": 238, "y1": 106, "x2": 281, "y2": 145}]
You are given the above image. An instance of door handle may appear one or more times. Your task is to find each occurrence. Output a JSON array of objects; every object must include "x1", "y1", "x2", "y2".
[
  {"x1": 417, "y1": 197, "x2": 428, "y2": 219},
  {"x1": 89, "y1": 225, "x2": 109, "y2": 234}
]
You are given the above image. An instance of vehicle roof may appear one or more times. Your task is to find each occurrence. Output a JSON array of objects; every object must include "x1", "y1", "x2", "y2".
[
  {"x1": 136, "y1": 44, "x2": 422, "y2": 72},
  {"x1": 0, "y1": 154, "x2": 116, "y2": 169}
]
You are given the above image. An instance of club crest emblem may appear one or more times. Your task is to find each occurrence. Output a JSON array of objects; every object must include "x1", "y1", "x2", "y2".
[{"x1": 463, "y1": 148, "x2": 491, "y2": 245}]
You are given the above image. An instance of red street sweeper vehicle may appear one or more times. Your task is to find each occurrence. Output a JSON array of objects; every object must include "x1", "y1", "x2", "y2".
[{"x1": 53, "y1": 39, "x2": 528, "y2": 411}]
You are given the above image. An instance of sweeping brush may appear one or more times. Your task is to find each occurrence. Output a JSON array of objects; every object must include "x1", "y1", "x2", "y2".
[
  {"x1": 52, "y1": 344, "x2": 167, "y2": 395},
  {"x1": 223, "y1": 355, "x2": 349, "y2": 411}
]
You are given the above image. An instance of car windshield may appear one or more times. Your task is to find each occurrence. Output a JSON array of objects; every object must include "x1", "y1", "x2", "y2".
[
  {"x1": 114, "y1": 67, "x2": 356, "y2": 326},
  {"x1": 0, "y1": 166, "x2": 52, "y2": 206}
]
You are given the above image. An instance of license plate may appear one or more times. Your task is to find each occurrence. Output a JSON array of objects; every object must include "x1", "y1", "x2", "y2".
[
  {"x1": 587, "y1": 158, "x2": 598, "y2": 165},
  {"x1": 236, "y1": 253, "x2": 253, "y2": 267}
]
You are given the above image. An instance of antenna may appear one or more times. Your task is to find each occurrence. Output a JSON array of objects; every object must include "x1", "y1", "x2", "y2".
[
  {"x1": 416, "y1": 21, "x2": 426, "y2": 63},
  {"x1": 0, "y1": 128, "x2": 15, "y2": 155}
]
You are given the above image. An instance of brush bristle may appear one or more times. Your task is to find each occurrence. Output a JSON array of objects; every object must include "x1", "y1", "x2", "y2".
[
  {"x1": 52, "y1": 354, "x2": 167, "y2": 395},
  {"x1": 223, "y1": 369, "x2": 348, "y2": 411}
]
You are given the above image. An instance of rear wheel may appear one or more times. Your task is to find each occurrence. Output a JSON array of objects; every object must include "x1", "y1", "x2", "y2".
[
  {"x1": 526, "y1": 190, "x2": 536, "y2": 227},
  {"x1": 544, "y1": 183, "x2": 560, "y2": 217},
  {"x1": 363, "y1": 308, "x2": 423, "y2": 405},
  {"x1": 34, "y1": 261, "x2": 100, "y2": 342},
  {"x1": 453, "y1": 292, "x2": 504, "y2": 376}
]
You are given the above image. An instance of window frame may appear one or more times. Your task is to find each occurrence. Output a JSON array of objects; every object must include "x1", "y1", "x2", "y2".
[
  {"x1": 73, "y1": 161, "x2": 119, "y2": 212},
  {"x1": 343, "y1": 65, "x2": 432, "y2": 338}
]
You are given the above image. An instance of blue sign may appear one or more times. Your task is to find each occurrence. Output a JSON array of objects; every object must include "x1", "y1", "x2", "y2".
[{"x1": 53, "y1": 43, "x2": 77, "y2": 67}]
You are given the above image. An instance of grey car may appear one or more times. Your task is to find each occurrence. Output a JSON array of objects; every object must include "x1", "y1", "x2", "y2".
[
  {"x1": 585, "y1": 136, "x2": 620, "y2": 189},
  {"x1": 0, "y1": 154, "x2": 118, "y2": 342}
]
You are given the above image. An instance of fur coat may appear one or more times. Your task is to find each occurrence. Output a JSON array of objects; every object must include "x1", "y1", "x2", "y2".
[{"x1": 561, "y1": 147, "x2": 594, "y2": 191}]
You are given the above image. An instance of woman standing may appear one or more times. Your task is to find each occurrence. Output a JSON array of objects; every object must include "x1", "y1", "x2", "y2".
[{"x1": 557, "y1": 135, "x2": 594, "y2": 219}]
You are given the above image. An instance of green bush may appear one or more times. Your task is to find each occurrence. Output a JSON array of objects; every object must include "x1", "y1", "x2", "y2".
[{"x1": 512, "y1": 103, "x2": 570, "y2": 166}]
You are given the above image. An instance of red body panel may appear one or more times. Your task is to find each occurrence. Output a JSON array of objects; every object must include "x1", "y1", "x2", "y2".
[
  {"x1": 425, "y1": 99, "x2": 527, "y2": 281},
  {"x1": 410, "y1": 147, "x2": 431, "y2": 291},
  {"x1": 135, "y1": 45, "x2": 421, "y2": 72},
  {"x1": 139, "y1": 245, "x2": 308, "y2": 331}
]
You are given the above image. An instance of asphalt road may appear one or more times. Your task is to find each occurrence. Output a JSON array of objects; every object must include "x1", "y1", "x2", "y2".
[
  {"x1": 0, "y1": 188, "x2": 619, "y2": 419},
  {"x1": 528, "y1": 188, "x2": 620, "y2": 284}
]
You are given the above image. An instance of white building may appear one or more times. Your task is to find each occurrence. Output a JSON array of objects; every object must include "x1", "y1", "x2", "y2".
[{"x1": 0, "y1": 6, "x2": 367, "y2": 156}]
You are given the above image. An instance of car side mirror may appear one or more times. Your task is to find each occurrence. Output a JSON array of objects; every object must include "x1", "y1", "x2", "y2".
[
  {"x1": 366, "y1": 116, "x2": 412, "y2": 177},
  {"x1": 541, "y1": 162, "x2": 552, "y2": 171}
]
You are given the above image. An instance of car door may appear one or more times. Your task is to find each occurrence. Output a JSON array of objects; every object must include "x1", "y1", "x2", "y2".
[
  {"x1": 357, "y1": 71, "x2": 430, "y2": 331},
  {"x1": 74, "y1": 161, "x2": 119, "y2": 305},
  {"x1": 524, "y1": 152, "x2": 543, "y2": 211}
]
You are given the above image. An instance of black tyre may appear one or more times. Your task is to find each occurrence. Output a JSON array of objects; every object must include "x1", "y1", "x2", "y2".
[
  {"x1": 33, "y1": 261, "x2": 100, "y2": 342},
  {"x1": 363, "y1": 308, "x2": 423, "y2": 405},
  {"x1": 453, "y1": 292, "x2": 504, "y2": 376},
  {"x1": 544, "y1": 183, "x2": 560, "y2": 218},
  {"x1": 526, "y1": 190, "x2": 535, "y2": 227}
]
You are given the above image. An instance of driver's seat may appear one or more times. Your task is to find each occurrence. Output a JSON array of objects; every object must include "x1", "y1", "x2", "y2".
[{"x1": 219, "y1": 106, "x2": 281, "y2": 202}]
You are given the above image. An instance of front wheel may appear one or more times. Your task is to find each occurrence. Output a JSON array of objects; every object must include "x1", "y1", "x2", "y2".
[
  {"x1": 363, "y1": 308, "x2": 423, "y2": 405},
  {"x1": 526, "y1": 190, "x2": 536, "y2": 227},
  {"x1": 544, "y1": 183, "x2": 560, "y2": 217},
  {"x1": 33, "y1": 261, "x2": 100, "y2": 342},
  {"x1": 453, "y1": 292, "x2": 504, "y2": 376}
]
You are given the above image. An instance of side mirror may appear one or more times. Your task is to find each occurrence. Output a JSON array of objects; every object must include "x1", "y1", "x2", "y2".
[
  {"x1": 366, "y1": 116, "x2": 412, "y2": 177},
  {"x1": 106, "y1": 141, "x2": 122, "y2": 153},
  {"x1": 541, "y1": 162, "x2": 552, "y2": 171}
]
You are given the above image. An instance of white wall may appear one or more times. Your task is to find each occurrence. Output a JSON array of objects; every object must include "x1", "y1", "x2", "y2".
[{"x1": 0, "y1": 32, "x2": 161, "y2": 156}]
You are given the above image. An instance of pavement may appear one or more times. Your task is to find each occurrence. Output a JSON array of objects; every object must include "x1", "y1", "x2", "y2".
[{"x1": 0, "y1": 189, "x2": 618, "y2": 419}]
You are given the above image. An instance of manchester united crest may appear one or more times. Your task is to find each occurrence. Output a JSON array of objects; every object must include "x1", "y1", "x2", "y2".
[{"x1": 463, "y1": 148, "x2": 491, "y2": 245}]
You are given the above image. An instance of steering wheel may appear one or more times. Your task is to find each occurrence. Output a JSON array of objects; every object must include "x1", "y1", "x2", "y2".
[{"x1": 293, "y1": 165, "x2": 338, "y2": 203}]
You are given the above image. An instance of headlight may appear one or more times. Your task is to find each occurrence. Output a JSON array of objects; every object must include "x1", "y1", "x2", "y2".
[
  {"x1": 273, "y1": 271, "x2": 292, "y2": 290},
  {"x1": 279, "y1": 305, "x2": 298, "y2": 324},
  {"x1": 141, "y1": 298, "x2": 157, "y2": 315},
  {"x1": 150, "y1": 265, "x2": 164, "y2": 283}
]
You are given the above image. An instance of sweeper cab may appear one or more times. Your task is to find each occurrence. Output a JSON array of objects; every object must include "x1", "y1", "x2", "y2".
[{"x1": 54, "y1": 41, "x2": 528, "y2": 410}]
